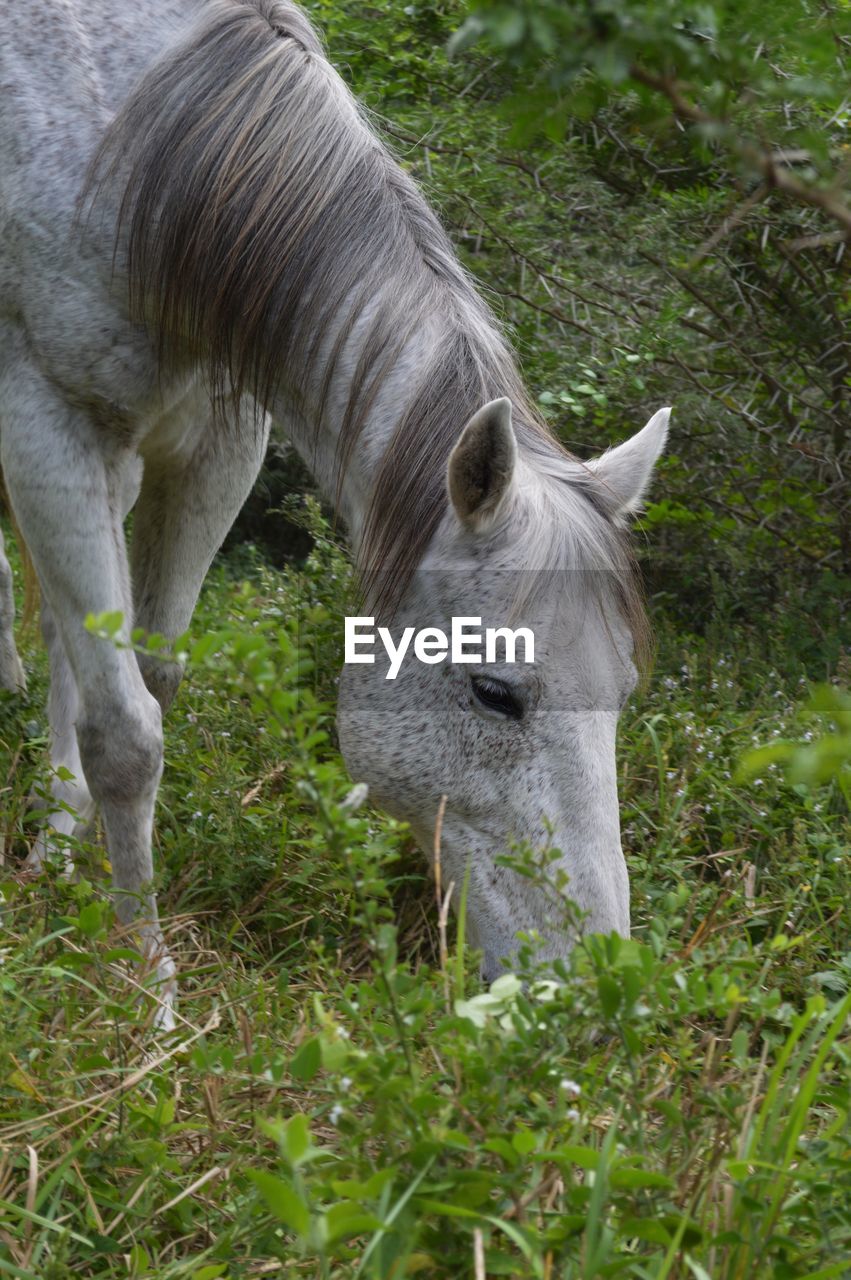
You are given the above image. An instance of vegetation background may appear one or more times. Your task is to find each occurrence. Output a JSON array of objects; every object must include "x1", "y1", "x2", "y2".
[{"x1": 0, "y1": 1, "x2": 849, "y2": 1276}]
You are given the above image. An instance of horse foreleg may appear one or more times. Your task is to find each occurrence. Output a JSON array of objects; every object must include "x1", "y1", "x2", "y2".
[
  {"x1": 0, "y1": 524, "x2": 25, "y2": 691},
  {"x1": 131, "y1": 400, "x2": 270, "y2": 710},
  {"x1": 1, "y1": 366, "x2": 175, "y2": 1030},
  {"x1": 27, "y1": 459, "x2": 141, "y2": 875}
]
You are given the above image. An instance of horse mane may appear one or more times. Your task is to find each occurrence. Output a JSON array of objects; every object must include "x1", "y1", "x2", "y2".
[{"x1": 87, "y1": 0, "x2": 649, "y2": 664}]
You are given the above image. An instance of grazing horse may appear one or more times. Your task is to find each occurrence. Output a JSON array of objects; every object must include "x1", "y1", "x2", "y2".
[{"x1": 0, "y1": 0, "x2": 668, "y2": 1027}]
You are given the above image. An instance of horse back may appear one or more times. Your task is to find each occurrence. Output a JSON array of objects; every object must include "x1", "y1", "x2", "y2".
[{"x1": 0, "y1": 1, "x2": 204, "y2": 423}]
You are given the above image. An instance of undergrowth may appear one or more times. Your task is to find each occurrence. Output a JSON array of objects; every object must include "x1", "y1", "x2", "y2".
[{"x1": 0, "y1": 507, "x2": 848, "y2": 1279}]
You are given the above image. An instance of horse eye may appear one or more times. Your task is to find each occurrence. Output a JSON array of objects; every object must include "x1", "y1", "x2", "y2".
[{"x1": 471, "y1": 675, "x2": 524, "y2": 720}]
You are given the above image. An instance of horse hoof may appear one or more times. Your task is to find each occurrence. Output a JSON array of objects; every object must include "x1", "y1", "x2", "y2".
[{"x1": 148, "y1": 955, "x2": 178, "y2": 1035}]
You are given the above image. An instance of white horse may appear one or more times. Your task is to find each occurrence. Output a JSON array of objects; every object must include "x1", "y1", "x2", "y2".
[{"x1": 0, "y1": 0, "x2": 668, "y2": 1027}]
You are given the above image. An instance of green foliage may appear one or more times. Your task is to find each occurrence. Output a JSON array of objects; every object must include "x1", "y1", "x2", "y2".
[
  {"x1": 451, "y1": 0, "x2": 849, "y2": 156},
  {"x1": 739, "y1": 683, "x2": 851, "y2": 800}
]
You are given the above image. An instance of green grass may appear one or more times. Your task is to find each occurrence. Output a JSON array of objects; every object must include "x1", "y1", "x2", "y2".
[{"x1": 0, "y1": 513, "x2": 848, "y2": 1279}]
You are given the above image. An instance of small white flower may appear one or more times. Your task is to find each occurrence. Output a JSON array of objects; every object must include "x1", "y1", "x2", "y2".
[
  {"x1": 566, "y1": 1108, "x2": 580, "y2": 1123},
  {"x1": 340, "y1": 1076, "x2": 352, "y2": 1091},
  {"x1": 329, "y1": 1103, "x2": 344, "y2": 1126},
  {"x1": 560, "y1": 1079, "x2": 581, "y2": 1098}
]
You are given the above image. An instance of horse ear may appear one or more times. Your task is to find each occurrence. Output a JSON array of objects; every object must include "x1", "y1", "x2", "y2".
[
  {"x1": 447, "y1": 398, "x2": 517, "y2": 529},
  {"x1": 586, "y1": 407, "x2": 670, "y2": 519}
]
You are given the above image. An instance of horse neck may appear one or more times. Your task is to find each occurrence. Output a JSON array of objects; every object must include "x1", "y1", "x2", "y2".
[{"x1": 273, "y1": 301, "x2": 445, "y2": 551}]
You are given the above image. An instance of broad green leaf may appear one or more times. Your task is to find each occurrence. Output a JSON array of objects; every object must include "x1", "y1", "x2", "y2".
[{"x1": 246, "y1": 1170, "x2": 310, "y2": 1237}]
